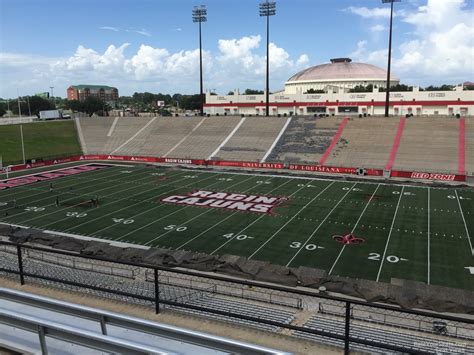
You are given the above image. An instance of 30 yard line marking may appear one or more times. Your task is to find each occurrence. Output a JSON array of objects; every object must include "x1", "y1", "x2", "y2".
[
  {"x1": 328, "y1": 184, "x2": 380, "y2": 275},
  {"x1": 247, "y1": 181, "x2": 336, "y2": 259},
  {"x1": 427, "y1": 187, "x2": 431, "y2": 284},
  {"x1": 455, "y1": 189, "x2": 473, "y2": 256},
  {"x1": 286, "y1": 183, "x2": 360, "y2": 267},
  {"x1": 376, "y1": 186, "x2": 405, "y2": 282}
]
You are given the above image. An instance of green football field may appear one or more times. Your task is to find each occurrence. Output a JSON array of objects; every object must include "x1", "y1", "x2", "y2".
[{"x1": 1, "y1": 163, "x2": 473, "y2": 290}]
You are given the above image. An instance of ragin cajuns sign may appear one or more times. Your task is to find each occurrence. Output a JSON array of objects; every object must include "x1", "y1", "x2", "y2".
[
  {"x1": 0, "y1": 164, "x2": 111, "y2": 190},
  {"x1": 161, "y1": 190, "x2": 287, "y2": 214}
]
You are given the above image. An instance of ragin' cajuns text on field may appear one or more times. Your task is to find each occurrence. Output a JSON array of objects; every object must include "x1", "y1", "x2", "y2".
[{"x1": 161, "y1": 190, "x2": 287, "y2": 214}]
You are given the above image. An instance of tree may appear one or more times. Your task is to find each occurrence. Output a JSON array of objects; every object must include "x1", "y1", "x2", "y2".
[
  {"x1": 227, "y1": 91, "x2": 235, "y2": 95},
  {"x1": 244, "y1": 89, "x2": 264, "y2": 95},
  {"x1": 305, "y1": 88, "x2": 325, "y2": 94},
  {"x1": 28, "y1": 96, "x2": 55, "y2": 116}
]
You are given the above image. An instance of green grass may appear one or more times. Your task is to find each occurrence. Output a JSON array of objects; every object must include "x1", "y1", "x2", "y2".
[
  {"x1": 0, "y1": 121, "x2": 82, "y2": 165},
  {"x1": 1, "y1": 163, "x2": 473, "y2": 291}
]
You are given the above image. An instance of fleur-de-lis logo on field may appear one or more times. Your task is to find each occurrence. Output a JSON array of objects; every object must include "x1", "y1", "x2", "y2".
[{"x1": 332, "y1": 233, "x2": 365, "y2": 245}]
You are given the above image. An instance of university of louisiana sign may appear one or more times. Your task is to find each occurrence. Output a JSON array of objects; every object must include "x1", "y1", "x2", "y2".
[
  {"x1": 288, "y1": 164, "x2": 357, "y2": 174},
  {"x1": 161, "y1": 190, "x2": 287, "y2": 215}
]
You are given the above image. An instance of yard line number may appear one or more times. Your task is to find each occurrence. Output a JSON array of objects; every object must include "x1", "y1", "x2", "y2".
[
  {"x1": 25, "y1": 206, "x2": 45, "y2": 212},
  {"x1": 112, "y1": 218, "x2": 134, "y2": 225},
  {"x1": 164, "y1": 225, "x2": 187, "y2": 232},
  {"x1": 290, "y1": 242, "x2": 324, "y2": 250},
  {"x1": 368, "y1": 253, "x2": 407, "y2": 263},
  {"x1": 66, "y1": 212, "x2": 87, "y2": 218},
  {"x1": 223, "y1": 233, "x2": 254, "y2": 241}
]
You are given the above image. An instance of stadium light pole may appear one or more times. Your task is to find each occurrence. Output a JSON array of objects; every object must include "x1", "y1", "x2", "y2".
[
  {"x1": 259, "y1": 1, "x2": 276, "y2": 117},
  {"x1": 382, "y1": 0, "x2": 400, "y2": 117},
  {"x1": 192, "y1": 5, "x2": 207, "y2": 116}
]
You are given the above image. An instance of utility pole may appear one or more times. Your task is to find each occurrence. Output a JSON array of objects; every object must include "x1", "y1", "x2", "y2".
[
  {"x1": 382, "y1": 0, "x2": 400, "y2": 117},
  {"x1": 50, "y1": 86, "x2": 56, "y2": 108},
  {"x1": 192, "y1": 5, "x2": 207, "y2": 116},
  {"x1": 259, "y1": 1, "x2": 276, "y2": 117}
]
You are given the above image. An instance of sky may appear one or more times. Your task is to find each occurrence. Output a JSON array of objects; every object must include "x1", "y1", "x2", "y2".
[{"x1": 0, "y1": 0, "x2": 473, "y2": 98}]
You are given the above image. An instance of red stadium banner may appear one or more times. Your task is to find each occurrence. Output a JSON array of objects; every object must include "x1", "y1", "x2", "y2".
[
  {"x1": 390, "y1": 170, "x2": 466, "y2": 182},
  {"x1": 209, "y1": 160, "x2": 284, "y2": 169},
  {"x1": 288, "y1": 164, "x2": 358, "y2": 174}
]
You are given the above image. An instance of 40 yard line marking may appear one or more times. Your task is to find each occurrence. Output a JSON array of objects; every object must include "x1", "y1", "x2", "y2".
[
  {"x1": 328, "y1": 184, "x2": 380, "y2": 275},
  {"x1": 455, "y1": 189, "x2": 473, "y2": 256},
  {"x1": 376, "y1": 186, "x2": 405, "y2": 282},
  {"x1": 247, "y1": 180, "x2": 336, "y2": 260}
]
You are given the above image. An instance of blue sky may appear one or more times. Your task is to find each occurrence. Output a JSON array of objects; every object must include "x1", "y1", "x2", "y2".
[{"x1": 0, "y1": 0, "x2": 472, "y2": 98}]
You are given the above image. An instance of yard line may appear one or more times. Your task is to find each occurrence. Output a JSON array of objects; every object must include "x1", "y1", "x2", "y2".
[
  {"x1": 176, "y1": 178, "x2": 295, "y2": 250},
  {"x1": 247, "y1": 181, "x2": 336, "y2": 260},
  {"x1": 14, "y1": 169, "x2": 189, "y2": 225},
  {"x1": 286, "y1": 183, "x2": 360, "y2": 267},
  {"x1": 142, "y1": 176, "x2": 256, "y2": 245},
  {"x1": 376, "y1": 186, "x2": 405, "y2": 282},
  {"x1": 0, "y1": 166, "x2": 145, "y2": 211},
  {"x1": 113, "y1": 174, "x2": 231, "y2": 242},
  {"x1": 328, "y1": 184, "x2": 380, "y2": 275},
  {"x1": 455, "y1": 189, "x2": 473, "y2": 256},
  {"x1": 63, "y1": 172, "x2": 217, "y2": 233},
  {"x1": 427, "y1": 187, "x2": 431, "y2": 284}
]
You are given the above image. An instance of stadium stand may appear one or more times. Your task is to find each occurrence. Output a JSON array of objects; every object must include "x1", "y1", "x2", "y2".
[
  {"x1": 214, "y1": 116, "x2": 288, "y2": 162},
  {"x1": 103, "y1": 117, "x2": 155, "y2": 154},
  {"x1": 167, "y1": 116, "x2": 242, "y2": 159},
  {"x1": 324, "y1": 117, "x2": 401, "y2": 168},
  {"x1": 76, "y1": 117, "x2": 118, "y2": 154},
  {"x1": 392, "y1": 117, "x2": 460, "y2": 173},
  {"x1": 265, "y1": 116, "x2": 343, "y2": 164}
]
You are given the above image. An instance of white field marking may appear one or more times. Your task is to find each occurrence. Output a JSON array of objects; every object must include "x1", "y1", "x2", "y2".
[
  {"x1": 208, "y1": 178, "x2": 297, "y2": 255},
  {"x1": 248, "y1": 181, "x2": 336, "y2": 260},
  {"x1": 0, "y1": 165, "x2": 132, "y2": 208},
  {"x1": 13, "y1": 167, "x2": 181, "y2": 225},
  {"x1": 107, "y1": 117, "x2": 120, "y2": 137},
  {"x1": 141, "y1": 175, "x2": 256, "y2": 245},
  {"x1": 261, "y1": 116, "x2": 292, "y2": 163},
  {"x1": 376, "y1": 186, "x2": 405, "y2": 282},
  {"x1": 74, "y1": 117, "x2": 88, "y2": 154},
  {"x1": 455, "y1": 189, "x2": 473, "y2": 256},
  {"x1": 145, "y1": 176, "x2": 255, "y2": 245},
  {"x1": 207, "y1": 117, "x2": 247, "y2": 160},
  {"x1": 176, "y1": 178, "x2": 295, "y2": 250},
  {"x1": 163, "y1": 116, "x2": 208, "y2": 157},
  {"x1": 0, "y1": 163, "x2": 123, "y2": 197},
  {"x1": 109, "y1": 117, "x2": 157, "y2": 155},
  {"x1": 286, "y1": 183, "x2": 362, "y2": 267},
  {"x1": 427, "y1": 187, "x2": 431, "y2": 285},
  {"x1": 62, "y1": 171, "x2": 215, "y2": 233},
  {"x1": 113, "y1": 174, "x2": 229, "y2": 242},
  {"x1": 328, "y1": 184, "x2": 380, "y2": 275},
  {"x1": 1, "y1": 166, "x2": 155, "y2": 220}
]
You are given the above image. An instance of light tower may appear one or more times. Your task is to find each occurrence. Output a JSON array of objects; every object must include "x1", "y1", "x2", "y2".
[
  {"x1": 192, "y1": 5, "x2": 207, "y2": 116},
  {"x1": 259, "y1": 0, "x2": 276, "y2": 117},
  {"x1": 382, "y1": 0, "x2": 400, "y2": 117}
]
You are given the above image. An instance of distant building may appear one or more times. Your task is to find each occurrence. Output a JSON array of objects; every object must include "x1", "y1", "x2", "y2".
[{"x1": 67, "y1": 85, "x2": 119, "y2": 107}]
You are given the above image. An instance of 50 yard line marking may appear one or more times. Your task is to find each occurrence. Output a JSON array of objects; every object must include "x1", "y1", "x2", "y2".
[
  {"x1": 376, "y1": 186, "x2": 405, "y2": 282},
  {"x1": 328, "y1": 183, "x2": 380, "y2": 275},
  {"x1": 455, "y1": 189, "x2": 473, "y2": 256},
  {"x1": 247, "y1": 181, "x2": 336, "y2": 260}
]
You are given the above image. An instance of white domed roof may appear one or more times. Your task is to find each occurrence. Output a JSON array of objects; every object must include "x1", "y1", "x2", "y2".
[{"x1": 287, "y1": 58, "x2": 398, "y2": 82}]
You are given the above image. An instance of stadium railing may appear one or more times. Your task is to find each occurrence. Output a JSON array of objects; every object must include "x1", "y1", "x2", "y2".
[{"x1": 0, "y1": 241, "x2": 473, "y2": 354}]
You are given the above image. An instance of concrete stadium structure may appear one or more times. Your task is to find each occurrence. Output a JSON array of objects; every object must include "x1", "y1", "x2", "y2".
[{"x1": 204, "y1": 58, "x2": 473, "y2": 117}]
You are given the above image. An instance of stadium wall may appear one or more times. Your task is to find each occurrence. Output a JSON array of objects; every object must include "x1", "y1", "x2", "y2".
[{"x1": 2, "y1": 154, "x2": 468, "y2": 183}]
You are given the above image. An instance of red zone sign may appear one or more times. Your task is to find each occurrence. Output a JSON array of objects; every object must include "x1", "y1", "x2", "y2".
[
  {"x1": 161, "y1": 190, "x2": 288, "y2": 215},
  {"x1": 0, "y1": 164, "x2": 111, "y2": 190}
]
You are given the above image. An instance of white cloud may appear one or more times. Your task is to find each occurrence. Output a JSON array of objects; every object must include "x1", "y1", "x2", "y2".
[
  {"x1": 349, "y1": 0, "x2": 473, "y2": 85},
  {"x1": 99, "y1": 26, "x2": 119, "y2": 32},
  {"x1": 370, "y1": 24, "x2": 386, "y2": 33},
  {"x1": 344, "y1": 6, "x2": 391, "y2": 19},
  {"x1": 134, "y1": 29, "x2": 151, "y2": 37},
  {"x1": 0, "y1": 34, "x2": 309, "y2": 97}
]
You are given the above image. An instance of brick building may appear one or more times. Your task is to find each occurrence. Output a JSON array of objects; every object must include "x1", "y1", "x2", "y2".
[{"x1": 67, "y1": 85, "x2": 119, "y2": 107}]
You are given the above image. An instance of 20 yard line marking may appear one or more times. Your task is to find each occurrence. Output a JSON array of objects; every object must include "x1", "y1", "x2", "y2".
[
  {"x1": 455, "y1": 189, "x2": 473, "y2": 256},
  {"x1": 328, "y1": 184, "x2": 380, "y2": 275},
  {"x1": 376, "y1": 186, "x2": 405, "y2": 282},
  {"x1": 427, "y1": 187, "x2": 431, "y2": 284},
  {"x1": 286, "y1": 183, "x2": 359, "y2": 267},
  {"x1": 247, "y1": 181, "x2": 336, "y2": 260}
]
